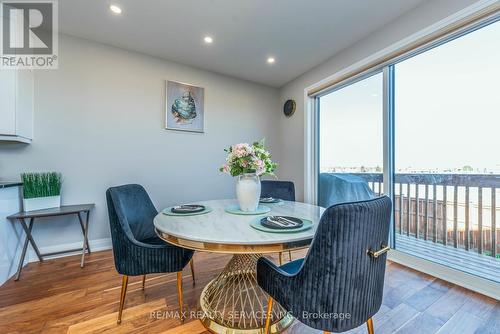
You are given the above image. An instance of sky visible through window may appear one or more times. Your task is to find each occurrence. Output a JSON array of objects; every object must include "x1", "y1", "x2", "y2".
[
  {"x1": 319, "y1": 72, "x2": 382, "y2": 173},
  {"x1": 319, "y1": 20, "x2": 499, "y2": 174}
]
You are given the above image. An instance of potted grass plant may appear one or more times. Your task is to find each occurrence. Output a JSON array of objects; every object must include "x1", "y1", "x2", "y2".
[{"x1": 21, "y1": 172, "x2": 62, "y2": 212}]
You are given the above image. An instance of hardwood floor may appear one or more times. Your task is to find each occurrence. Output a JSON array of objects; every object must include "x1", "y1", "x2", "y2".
[{"x1": 0, "y1": 250, "x2": 498, "y2": 334}]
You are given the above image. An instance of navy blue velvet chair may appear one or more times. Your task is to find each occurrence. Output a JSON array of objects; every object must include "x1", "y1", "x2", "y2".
[
  {"x1": 257, "y1": 196, "x2": 392, "y2": 334},
  {"x1": 261, "y1": 180, "x2": 295, "y2": 202},
  {"x1": 261, "y1": 180, "x2": 296, "y2": 263},
  {"x1": 106, "y1": 184, "x2": 194, "y2": 324}
]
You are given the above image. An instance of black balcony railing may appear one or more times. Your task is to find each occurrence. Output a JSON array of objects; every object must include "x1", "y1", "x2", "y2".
[{"x1": 350, "y1": 173, "x2": 499, "y2": 258}]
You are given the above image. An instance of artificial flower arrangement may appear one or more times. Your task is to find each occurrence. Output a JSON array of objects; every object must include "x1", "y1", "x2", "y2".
[
  {"x1": 219, "y1": 139, "x2": 277, "y2": 177},
  {"x1": 21, "y1": 172, "x2": 62, "y2": 211}
]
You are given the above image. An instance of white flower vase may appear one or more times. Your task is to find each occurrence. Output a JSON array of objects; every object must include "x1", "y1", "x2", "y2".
[{"x1": 236, "y1": 173, "x2": 261, "y2": 212}]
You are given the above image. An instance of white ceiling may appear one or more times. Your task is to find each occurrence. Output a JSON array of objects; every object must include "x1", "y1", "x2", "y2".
[{"x1": 59, "y1": 0, "x2": 428, "y2": 87}]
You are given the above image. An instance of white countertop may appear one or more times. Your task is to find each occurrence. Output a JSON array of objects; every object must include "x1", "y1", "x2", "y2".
[
  {"x1": 0, "y1": 182, "x2": 22, "y2": 189},
  {"x1": 154, "y1": 199, "x2": 325, "y2": 246}
]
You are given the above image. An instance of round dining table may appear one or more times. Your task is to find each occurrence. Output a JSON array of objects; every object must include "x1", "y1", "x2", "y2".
[{"x1": 154, "y1": 199, "x2": 324, "y2": 334}]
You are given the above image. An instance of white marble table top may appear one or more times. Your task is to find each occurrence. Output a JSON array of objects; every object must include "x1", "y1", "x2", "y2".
[{"x1": 154, "y1": 199, "x2": 325, "y2": 247}]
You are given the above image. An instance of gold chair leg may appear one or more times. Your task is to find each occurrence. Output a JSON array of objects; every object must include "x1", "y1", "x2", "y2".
[
  {"x1": 142, "y1": 274, "x2": 146, "y2": 290},
  {"x1": 264, "y1": 297, "x2": 274, "y2": 334},
  {"x1": 176, "y1": 271, "x2": 184, "y2": 322},
  {"x1": 279, "y1": 252, "x2": 283, "y2": 266},
  {"x1": 189, "y1": 258, "x2": 195, "y2": 284},
  {"x1": 288, "y1": 250, "x2": 292, "y2": 261},
  {"x1": 117, "y1": 275, "x2": 128, "y2": 324},
  {"x1": 367, "y1": 317, "x2": 374, "y2": 334}
]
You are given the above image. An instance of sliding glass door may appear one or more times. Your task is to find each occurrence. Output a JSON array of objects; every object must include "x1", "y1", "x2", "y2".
[{"x1": 316, "y1": 17, "x2": 499, "y2": 282}]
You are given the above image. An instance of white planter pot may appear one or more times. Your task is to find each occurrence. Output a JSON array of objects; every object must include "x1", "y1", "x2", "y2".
[
  {"x1": 23, "y1": 195, "x2": 61, "y2": 212},
  {"x1": 236, "y1": 173, "x2": 261, "y2": 212}
]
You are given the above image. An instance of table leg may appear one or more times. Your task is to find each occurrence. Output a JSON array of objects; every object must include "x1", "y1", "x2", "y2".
[
  {"x1": 77, "y1": 212, "x2": 91, "y2": 253},
  {"x1": 19, "y1": 218, "x2": 43, "y2": 261},
  {"x1": 80, "y1": 211, "x2": 90, "y2": 268},
  {"x1": 15, "y1": 218, "x2": 40, "y2": 281},
  {"x1": 200, "y1": 254, "x2": 293, "y2": 334}
]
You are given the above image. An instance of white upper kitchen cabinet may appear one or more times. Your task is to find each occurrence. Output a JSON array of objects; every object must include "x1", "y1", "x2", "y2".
[
  {"x1": 0, "y1": 70, "x2": 16, "y2": 135},
  {"x1": 0, "y1": 69, "x2": 34, "y2": 143}
]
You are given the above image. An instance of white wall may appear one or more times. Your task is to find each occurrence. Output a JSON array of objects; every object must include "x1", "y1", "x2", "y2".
[
  {"x1": 0, "y1": 35, "x2": 281, "y2": 249},
  {"x1": 276, "y1": 0, "x2": 480, "y2": 201}
]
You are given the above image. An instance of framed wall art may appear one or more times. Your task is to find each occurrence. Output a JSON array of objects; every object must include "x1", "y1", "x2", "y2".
[{"x1": 165, "y1": 80, "x2": 204, "y2": 133}]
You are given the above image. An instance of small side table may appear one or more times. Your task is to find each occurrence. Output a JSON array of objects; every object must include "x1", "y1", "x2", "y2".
[{"x1": 7, "y1": 204, "x2": 95, "y2": 281}]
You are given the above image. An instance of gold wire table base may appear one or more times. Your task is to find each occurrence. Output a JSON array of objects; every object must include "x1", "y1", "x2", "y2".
[{"x1": 200, "y1": 254, "x2": 294, "y2": 334}]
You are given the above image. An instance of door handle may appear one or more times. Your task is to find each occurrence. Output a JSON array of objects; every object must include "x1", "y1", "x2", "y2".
[{"x1": 367, "y1": 245, "x2": 390, "y2": 259}]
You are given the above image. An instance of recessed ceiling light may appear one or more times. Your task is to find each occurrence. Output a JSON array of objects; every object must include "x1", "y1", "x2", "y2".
[
  {"x1": 267, "y1": 57, "x2": 276, "y2": 64},
  {"x1": 109, "y1": 5, "x2": 122, "y2": 14},
  {"x1": 204, "y1": 36, "x2": 214, "y2": 44}
]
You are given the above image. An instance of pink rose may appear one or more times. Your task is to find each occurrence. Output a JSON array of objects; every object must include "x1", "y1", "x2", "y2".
[{"x1": 232, "y1": 143, "x2": 253, "y2": 158}]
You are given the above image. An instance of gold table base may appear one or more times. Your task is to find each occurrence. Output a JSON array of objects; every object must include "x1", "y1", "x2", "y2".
[{"x1": 200, "y1": 254, "x2": 294, "y2": 334}]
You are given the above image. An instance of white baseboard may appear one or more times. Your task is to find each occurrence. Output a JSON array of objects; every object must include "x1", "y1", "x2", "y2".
[
  {"x1": 388, "y1": 249, "x2": 499, "y2": 301},
  {"x1": 28, "y1": 238, "x2": 112, "y2": 262}
]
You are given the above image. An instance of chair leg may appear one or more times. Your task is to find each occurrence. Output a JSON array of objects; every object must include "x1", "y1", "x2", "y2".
[
  {"x1": 117, "y1": 275, "x2": 128, "y2": 324},
  {"x1": 367, "y1": 317, "x2": 374, "y2": 334},
  {"x1": 176, "y1": 271, "x2": 184, "y2": 322},
  {"x1": 264, "y1": 297, "x2": 273, "y2": 334},
  {"x1": 288, "y1": 250, "x2": 292, "y2": 261},
  {"x1": 189, "y1": 258, "x2": 195, "y2": 284},
  {"x1": 279, "y1": 252, "x2": 283, "y2": 266},
  {"x1": 142, "y1": 274, "x2": 146, "y2": 290}
]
